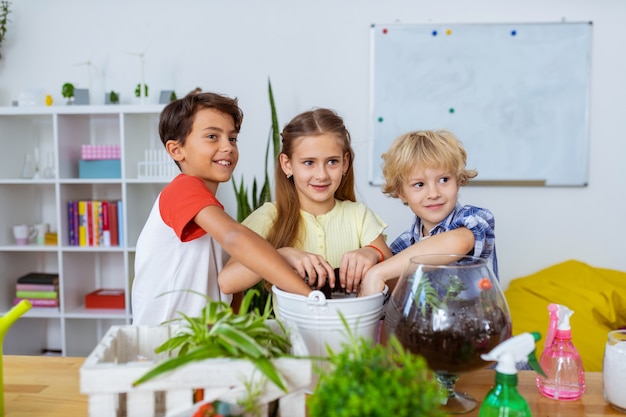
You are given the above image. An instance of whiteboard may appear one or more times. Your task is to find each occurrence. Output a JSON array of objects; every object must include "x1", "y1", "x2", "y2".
[{"x1": 369, "y1": 22, "x2": 592, "y2": 186}]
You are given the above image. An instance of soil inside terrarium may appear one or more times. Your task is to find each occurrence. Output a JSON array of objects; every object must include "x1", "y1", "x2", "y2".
[{"x1": 385, "y1": 298, "x2": 510, "y2": 373}]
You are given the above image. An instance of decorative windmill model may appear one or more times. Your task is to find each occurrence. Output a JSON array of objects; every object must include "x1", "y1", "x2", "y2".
[
  {"x1": 128, "y1": 45, "x2": 149, "y2": 105},
  {"x1": 74, "y1": 57, "x2": 99, "y2": 96}
]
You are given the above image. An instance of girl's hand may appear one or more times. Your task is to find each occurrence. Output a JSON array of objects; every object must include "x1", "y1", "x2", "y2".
[
  {"x1": 338, "y1": 247, "x2": 380, "y2": 293},
  {"x1": 277, "y1": 247, "x2": 335, "y2": 288}
]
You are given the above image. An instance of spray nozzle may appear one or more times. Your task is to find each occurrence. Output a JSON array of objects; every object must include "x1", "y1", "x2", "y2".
[
  {"x1": 545, "y1": 303, "x2": 574, "y2": 348},
  {"x1": 481, "y1": 332, "x2": 546, "y2": 377}
]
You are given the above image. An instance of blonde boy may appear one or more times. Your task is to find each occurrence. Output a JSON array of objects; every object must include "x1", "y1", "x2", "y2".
[{"x1": 360, "y1": 129, "x2": 497, "y2": 296}]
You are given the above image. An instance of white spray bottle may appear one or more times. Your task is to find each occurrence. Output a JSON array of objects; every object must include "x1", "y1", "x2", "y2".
[{"x1": 479, "y1": 332, "x2": 545, "y2": 417}]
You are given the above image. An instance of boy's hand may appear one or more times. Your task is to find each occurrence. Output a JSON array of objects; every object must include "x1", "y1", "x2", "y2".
[
  {"x1": 277, "y1": 247, "x2": 335, "y2": 288},
  {"x1": 338, "y1": 247, "x2": 380, "y2": 293},
  {"x1": 358, "y1": 267, "x2": 387, "y2": 297}
]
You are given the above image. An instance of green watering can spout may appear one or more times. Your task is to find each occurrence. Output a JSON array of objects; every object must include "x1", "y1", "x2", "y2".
[{"x1": 1, "y1": 299, "x2": 32, "y2": 417}]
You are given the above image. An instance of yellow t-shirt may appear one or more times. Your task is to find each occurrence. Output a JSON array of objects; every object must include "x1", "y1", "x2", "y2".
[{"x1": 242, "y1": 200, "x2": 387, "y2": 267}]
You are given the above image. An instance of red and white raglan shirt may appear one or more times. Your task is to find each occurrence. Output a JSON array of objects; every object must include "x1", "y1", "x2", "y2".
[{"x1": 131, "y1": 174, "x2": 232, "y2": 325}]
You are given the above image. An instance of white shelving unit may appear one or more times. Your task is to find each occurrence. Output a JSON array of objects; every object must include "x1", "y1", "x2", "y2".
[{"x1": 0, "y1": 104, "x2": 176, "y2": 356}]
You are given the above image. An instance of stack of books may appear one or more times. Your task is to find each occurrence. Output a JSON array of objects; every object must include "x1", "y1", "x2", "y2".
[
  {"x1": 14, "y1": 272, "x2": 59, "y2": 308},
  {"x1": 67, "y1": 200, "x2": 123, "y2": 247}
]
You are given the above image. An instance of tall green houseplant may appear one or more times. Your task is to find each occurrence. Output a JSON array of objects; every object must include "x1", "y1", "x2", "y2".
[
  {"x1": 232, "y1": 79, "x2": 281, "y2": 312},
  {"x1": 0, "y1": 1, "x2": 12, "y2": 60}
]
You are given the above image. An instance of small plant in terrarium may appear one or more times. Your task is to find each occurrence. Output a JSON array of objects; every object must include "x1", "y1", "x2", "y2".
[{"x1": 415, "y1": 272, "x2": 466, "y2": 316}]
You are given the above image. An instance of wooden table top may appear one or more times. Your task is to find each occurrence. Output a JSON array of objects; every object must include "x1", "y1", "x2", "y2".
[
  {"x1": 2, "y1": 355, "x2": 623, "y2": 416},
  {"x1": 3, "y1": 355, "x2": 87, "y2": 417},
  {"x1": 455, "y1": 368, "x2": 622, "y2": 417}
]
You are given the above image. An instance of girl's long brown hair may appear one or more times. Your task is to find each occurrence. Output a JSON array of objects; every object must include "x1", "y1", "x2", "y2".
[{"x1": 266, "y1": 108, "x2": 356, "y2": 249}]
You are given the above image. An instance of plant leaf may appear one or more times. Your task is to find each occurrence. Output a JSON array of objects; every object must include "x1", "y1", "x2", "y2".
[
  {"x1": 252, "y1": 178, "x2": 259, "y2": 209},
  {"x1": 268, "y1": 78, "x2": 280, "y2": 161},
  {"x1": 239, "y1": 289, "x2": 258, "y2": 315},
  {"x1": 213, "y1": 323, "x2": 269, "y2": 358},
  {"x1": 259, "y1": 173, "x2": 271, "y2": 207},
  {"x1": 250, "y1": 357, "x2": 288, "y2": 392},
  {"x1": 133, "y1": 344, "x2": 225, "y2": 386}
]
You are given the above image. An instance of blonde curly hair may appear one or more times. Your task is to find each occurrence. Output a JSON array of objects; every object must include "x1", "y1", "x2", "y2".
[{"x1": 381, "y1": 129, "x2": 477, "y2": 198}]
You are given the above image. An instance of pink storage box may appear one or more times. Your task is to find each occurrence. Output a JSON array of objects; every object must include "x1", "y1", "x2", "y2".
[{"x1": 81, "y1": 144, "x2": 121, "y2": 160}]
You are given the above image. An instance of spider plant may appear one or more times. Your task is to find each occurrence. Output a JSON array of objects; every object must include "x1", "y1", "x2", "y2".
[{"x1": 133, "y1": 289, "x2": 292, "y2": 392}]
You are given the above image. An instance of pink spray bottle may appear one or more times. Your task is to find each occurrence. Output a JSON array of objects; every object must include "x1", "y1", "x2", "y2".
[{"x1": 536, "y1": 303, "x2": 585, "y2": 400}]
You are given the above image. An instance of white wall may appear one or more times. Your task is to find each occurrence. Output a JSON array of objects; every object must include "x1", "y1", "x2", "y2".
[{"x1": 2, "y1": 0, "x2": 625, "y2": 288}]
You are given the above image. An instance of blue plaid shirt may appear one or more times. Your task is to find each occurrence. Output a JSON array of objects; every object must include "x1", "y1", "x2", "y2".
[{"x1": 389, "y1": 203, "x2": 499, "y2": 278}]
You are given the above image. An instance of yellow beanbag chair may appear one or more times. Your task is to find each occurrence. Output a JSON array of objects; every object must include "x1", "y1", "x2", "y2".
[{"x1": 504, "y1": 260, "x2": 626, "y2": 371}]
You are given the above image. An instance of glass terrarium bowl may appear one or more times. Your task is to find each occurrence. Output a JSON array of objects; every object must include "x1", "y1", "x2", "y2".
[{"x1": 384, "y1": 254, "x2": 512, "y2": 414}]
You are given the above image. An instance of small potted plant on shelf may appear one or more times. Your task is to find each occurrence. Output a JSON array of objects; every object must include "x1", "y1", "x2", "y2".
[
  {"x1": 61, "y1": 82, "x2": 75, "y2": 104},
  {"x1": 158, "y1": 90, "x2": 177, "y2": 104},
  {"x1": 135, "y1": 83, "x2": 148, "y2": 102},
  {"x1": 105, "y1": 90, "x2": 120, "y2": 105},
  {"x1": 308, "y1": 316, "x2": 446, "y2": 417}
]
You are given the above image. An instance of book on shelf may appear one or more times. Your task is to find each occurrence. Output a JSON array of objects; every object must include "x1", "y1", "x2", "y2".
[
  {"x1": 101, "y1": 200, "x2": 111, "y2": 246},
  {"x1": 15, "y1": 290, "x2": 58, "y2": 299},
  {"x1": 68, "y1": 200, "x2": 78, "y2": 246},
  {"x1": 13, "y1": 297, "x2": 59, "y2": 308},
  {"x1": 15, "y1": 283, "x2": 57, "y2": 292},
  {"x1": 78, "y1": 200, "x2": 87, "y2": 246},
  {"x1": 117, "y1": 200, "x2": 124, "y2": 246},
  {"x1": 94, "y1": 200, "x2": 104, "y2": 246},
  {"x1": 68, "y1": 199, "x2": 122, "y2": 247},
  {"x1": 16, "y1": 272, "x2": 59, "y2": 285},
  {"x1": 109, "y1": 200, "x2": 119, "y2": 246},
  {"x1": 87, "y1": 200, "x2": 94, "y2": 246}
]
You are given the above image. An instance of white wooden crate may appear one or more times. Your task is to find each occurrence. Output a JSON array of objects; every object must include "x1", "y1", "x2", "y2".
[{"x1": 80, "y1": 321, "x2": 311, "y2": 417}]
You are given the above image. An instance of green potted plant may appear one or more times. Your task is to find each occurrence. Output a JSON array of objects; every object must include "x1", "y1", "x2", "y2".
[
  {"x1": 0, "y1": 0, "x2": 11, "y2": 60},
  {"x1": 61, "y1": 82, "x2": 75, "y2": 104},
  {"x1": 308, "y1": 320, "x2": 446, "y2": 417},
  {"x1": 232, "y1": 78, "x2": 279, "y2": 221},
  {"x1": 105, "y1": 90, "x2": 119, "y2": 105},
  {"x1": 135, "y1": 83, "x2": 148, "y2": 99},
  {"x1": 132, "y1": 289, "x2": 308, "y2": 416},
  {"x1": 232, "y1": 78, "x2": 281, "y2": 313},
  {"x1": 133, "y1": 290, "x2": 291, "y2": 390}
]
